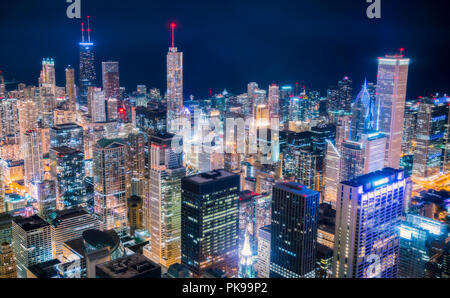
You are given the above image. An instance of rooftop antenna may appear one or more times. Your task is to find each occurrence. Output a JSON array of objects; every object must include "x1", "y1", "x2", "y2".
[
  {"x1": 81, "y1": 22, "x2": 85, "y2": 42},
  {"x1": 170, "y1": 23, "x2": 176, "y2": 48},
  {"x1": 399, "y1": 48, "x2": 405, "y2": 56},
  {"x1": 87, "y1": 16, "x2": 91, "y2": 42}
]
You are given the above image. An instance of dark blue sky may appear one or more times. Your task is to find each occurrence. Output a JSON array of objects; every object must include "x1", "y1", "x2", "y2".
[{"x1": 1, "y1": 0, "x2": 449, "y2": 98}]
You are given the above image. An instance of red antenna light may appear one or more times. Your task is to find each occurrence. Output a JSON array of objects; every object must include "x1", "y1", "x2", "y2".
[
  {"x1": 399, "y1": 48, "x2": 405, "y2": 56},
  {"x1": 170, "y1": 23, "x2": 176, "y2": 48}
]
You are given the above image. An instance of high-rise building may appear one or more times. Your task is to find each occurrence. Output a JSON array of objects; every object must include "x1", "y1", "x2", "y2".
[
  {"x1": 323, "y1": 140, "x2": 341, "y2": 207},
  {"x1": 23, "y1": 129, "x2": 44, "y2": 186},
  {"x1": 0, "y1": 71, "x2": 5, "y2": 99},
  {"x1": 146, "y1": 133, "x2": 186, "y2": 268},
  {"x1": 50, "y1": 207, "x2": 101, "y2": 259},
  {"x1": 65, "y1": 66, "x2": 76, "y2": 111},
  {"x1": 102, "y1": 61, "x2": 120, "y2": 101},
  {"x1": 268, "y1": 84, "x2": 279, "y2": 117},
  {"x1": 50, "y1": 123, "x2": 84, "y2": 152},
  {"x1": 127, "y1": 195, "x2": 143, "y2": 236},
  {"x1": 350, "y1": 81, "x2": 376, "y2": 141},
  {"x1": 89, "y1": 87, "x2": 106, "y2": 123},
  {"x1": 375, "y1": 54, "x2": 410, "y2": 169},
  {"x1": 181, "y1": 169, "x2": 240, "y2": 276},
  {"x1": 333, "y1": 168, "x2": 406, "y2": 278},
  {"x1": 0, "y1": 98, "x2": 20, "y2": 143},
  {"x1": 166, "y1": 24, "x2": 183, "y2": 133},
  {"x1": 270, "y1": 182, "x2": 319, "y2": 278},
  {"x1": 126, "y1": 132, "x2": 146, "y2": 197},
  {"x1": 399, "y1": 213, "x2": 447, "y2": 278},
  {"x1": 50, "y1": 147, "x2": 86, "y2": 208},
  {"x1": 327, "y1": 77, "x2": 353, "y2": 112},
  {"x1": 339, "y1": 132, "x2": 387, "y2": 182},
  {"x1": 93, "y1": 138, "x2": 128, "y2": 233},
  {"x1": 412, "y1": 96, "x2": 449, "y2": 177},
  {"x1": 296, "y1": 147, "x2": 321, "y2": 191},
  {"x1": 0, "y1": 242, "x2": 17, "y2": 278},
  {"x1": 12, "y1": 215, "x2": 53, "y2": 278},
  {"x1": 79, "y1": 18, "x2": 96, "y2": 105},
  {"x1": 39, "y1": 58, "x2": 56, "y2": 96},
  {"x1": 35, "y1": 180, "x2": 57, "y2": 220}
]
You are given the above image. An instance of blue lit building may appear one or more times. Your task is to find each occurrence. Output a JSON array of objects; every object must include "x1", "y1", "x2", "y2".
[
  {"x1": 50, "y1": 146, "x2": 86, "y2": 208},
  {"x1": 333, "y1": 168, "x2": 406, "y2": 278},
  {"x1": 50, "y1": 123, "x2": 84, "y2": 152},
  {"x1": 270, "y1": 182, "x2": 319, "y2": 278},
  {"x1": 399, "y1": 213, "x2": 447, "y2": 278},
  {"x1": 79, "y1": 36, "x2": 96, "y2": 105}
]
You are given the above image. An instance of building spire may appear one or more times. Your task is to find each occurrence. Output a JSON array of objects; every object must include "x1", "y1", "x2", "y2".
[
  {"x1": 87, "y1": 16, "x2": 91, "y2": 42},
  {"x1": 170, "y1": 23, "x2": 176, "y2": 48},
  {"x1": 81, "y1": 22, "x2": 85, "y2": 42}
]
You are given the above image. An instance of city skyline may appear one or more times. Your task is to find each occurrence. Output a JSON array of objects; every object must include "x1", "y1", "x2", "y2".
[{"x1": 1, "y1": 0, "x2": 449, "y2": 98}]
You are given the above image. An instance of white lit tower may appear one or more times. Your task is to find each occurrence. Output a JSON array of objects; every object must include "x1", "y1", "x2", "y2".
[
  {"x1": 166, "y1": 23, "x2": 183, "y2": 134},
  {"x1": 375, "y1": 50, "x2": 410, "y2": 169}
]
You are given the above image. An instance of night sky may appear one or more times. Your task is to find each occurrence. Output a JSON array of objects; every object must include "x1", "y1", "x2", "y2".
[{"x1": 1, "y1": 0, "x2": 449, "y2": 99}]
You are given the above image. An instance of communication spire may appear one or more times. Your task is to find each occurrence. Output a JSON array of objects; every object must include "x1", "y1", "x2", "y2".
[
  {"x1": 81, "y1": 22, "x2": 85, "y2": 42},
  {"x1": 170, "y1": 23, "x2": 176, "y2": 48},
  {"x1": 87, "y1": 16, "x2": 91, "y2": 42}
]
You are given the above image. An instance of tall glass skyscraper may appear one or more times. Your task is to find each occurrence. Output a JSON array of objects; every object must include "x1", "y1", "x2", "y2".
[
  {"x1": 375, "y1": 54, "x2": 410, "y2": 169},
  {"x1": 181, "y1": 169, "x2": 240, "y2": 276},
  {"x1": 79, "y1": 19, "x2": 96, "y2": 105},
  {"x1": 270, "y1": 182, "x2": 319, "y2": 278},
  {"x1": 146, "y1": 133, "x2": 186, "y2": 268},
  {"x1": 333, "y1": 168, "x2": 406, "y2": 278}
]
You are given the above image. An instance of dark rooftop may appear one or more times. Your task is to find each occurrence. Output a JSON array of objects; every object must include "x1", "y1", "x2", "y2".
[
  {"x1": 96, "y1": 253, "x2": 161, "y2": 278},
  {"x1": 342, "y1": 167, "x2": 404, "y2": 188},
  {"x1": 13, "y1": 215, "x2": 49, "y2": 231}
]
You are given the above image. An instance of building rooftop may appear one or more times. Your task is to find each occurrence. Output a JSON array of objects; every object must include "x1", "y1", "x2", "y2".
[
  {"x1": 51, "y1": 123, "x2": 82, "y2": 130},
  {"x1": 342, "y1": 167, "x2": 404, "y2": 189},
  {"x1": 96, "y1": 253, "x2": 161, "y2": 278},
  {"x1": 183, "y1": 169, "x2": 237, "y2": 185},
  {"x1": 274, "y1": 182, "x2": 318, "y2": 197},
  {"x1": 50, "y1": 207, "x2": 90, "y2": 226},
  {"x1": 50, "y1": 146, "x2": 82, "y2": 155},
  {"x1": 96, "y1": 138, "x2": 125, "y2": 149},
  {"x1": 13, "y1": 215, "x2": 49, "y2": 232}
]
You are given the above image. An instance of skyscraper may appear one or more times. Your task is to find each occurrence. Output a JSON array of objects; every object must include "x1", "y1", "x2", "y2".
[
  {"x1": 12, "y1": 215, "x2": 53, "y2": 278},
  {"x1": 339, "y1": 132, "x2": 387, "y2": 182},
  {"x1": 181, "y1": 169, "x2": 240, "y2": 276},
  {"x1": 412, "y1": 96, "x2": 449, "y2": 177},
  {"x1": 350, "y1": 81, "x2": 376, "y2": 141},
  {"x1": 50, "y1": 123, "x2": 84, "y2": 152},
  {"x1": 146, "y1": 133, "x2": 186, "y2": 268},
  {"x1": 0, "y1": 242, "x2": 17, "y2": 278},
  {"x1": 50, "y1": 147, "x2": 86, "y2": 208},
  {"x1": 102, "y1": 61, "x2": 120, "y2": 101},
  {"x1": 89, "y1": 87, "x2": 106, "y2": 123},
  {"x1": 65, "y1": 66, "x2": 76, "y2": 112},
  {"x1": 39, "y1": 58, "x2": 56, "y2": 96},
  {"x1": 93, "y1": 138, "x2": 128, "y2": 233},
  {"x1": 268, "y1": 84, "x2": 280, "y2": 117},
  {"x1": 333, "y1": 168, "x2": 406, "y2": 278},
  {"x1": 50, "y1": 207, "x2": 101, "y2": 259},
  {"x1": 166, "y1": 23, "x2": 183, "y2": 134},
  {"x1": 23, "y1": 129, "x2": 44, "y2": 186},
  {"x1": 79, "y1": 17, "x2": 96, "y2": 105},
  {"x1": 375, "y1": 54, "x2": 410, "y2": 169},
  {"x1": 270, "y1": 182, "x2": 319, "y2": 278}
]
